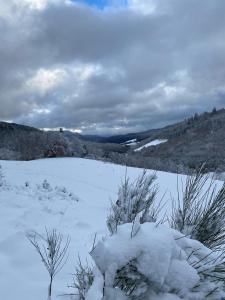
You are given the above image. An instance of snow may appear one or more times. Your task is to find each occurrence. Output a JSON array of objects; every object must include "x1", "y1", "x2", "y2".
[
  {"x1": 134, "y1": 139, "x2": 168, "y2": 152},
  {"x1": 124, "y1": 139, "x2": 137, "y2": 143},
  {"x1": 0, "y1": 157, "x2": 222, "y2": 300},
  {"x1": 89, "y1": 223, "x2": 225, "y2": 300},
  {"x1": 122, "y1": 138, "x2": 139, "y2": 146}
]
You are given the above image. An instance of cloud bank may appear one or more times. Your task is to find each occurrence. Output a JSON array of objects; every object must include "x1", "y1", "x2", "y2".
[{"x1": 0, "y1": 0, "x2": 225, "y2": 134}]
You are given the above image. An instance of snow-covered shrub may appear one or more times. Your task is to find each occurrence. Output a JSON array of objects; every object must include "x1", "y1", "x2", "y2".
[
  {"x1": 0, "y1": 164, "x2": 4, "y2": 187},
  {"x1": 25, "y1": 181, "x2": 30, "y2": 187},
  {"x1": 88, "y1": 222, "x2": 225, "y2": 300},
  {"x1": 0, "y1": 164, "x2": 8, "y2": 189},
  {"x1": 34, "y1": 181, "x2": 79, "y2": 203},
  {"x1": 107, "y1": 170, "x2": 158, "y2": 234},
  {"x1": 41, "y1": 179, "x2": 52, "y2": 191},
  {"x1": 84, "y1": 168, "x2": 225, "y2": 299},
  {"x1": 55, "y1": 186, "x2": 78, "y2": 201},
  {"x1": 172, "y1": 167, "x2": 225, "y2": 250},
  {"x1": 0, "y1": 164, "x2": 9, "y2": 190},
  {"x1": 70, "y1": 257, "x2": 94, "y2": 300}
]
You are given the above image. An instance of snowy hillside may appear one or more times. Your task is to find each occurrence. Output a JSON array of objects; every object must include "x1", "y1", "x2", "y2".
[
  {"x1": 134, "y1": 139, "x2": 168, "y2": 152},
  {"x1": 121, "y1": 139, "x2": 139, "y2": 146},
  {"x1": 0, "y1": 158, "x2": 224, "y2": 300},
  {"x1": 0, "y1": 158, "x2": 180, "y2": 300}
]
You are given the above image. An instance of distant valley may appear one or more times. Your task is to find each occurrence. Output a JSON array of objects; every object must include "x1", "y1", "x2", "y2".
[{"x1": 1, "y1": 107, "x2": 225, "y2": 174}]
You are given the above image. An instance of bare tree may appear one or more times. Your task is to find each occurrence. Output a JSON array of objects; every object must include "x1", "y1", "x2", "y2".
[{"x1": 27, "y1": 229, "x2": 70, "y2": 300}]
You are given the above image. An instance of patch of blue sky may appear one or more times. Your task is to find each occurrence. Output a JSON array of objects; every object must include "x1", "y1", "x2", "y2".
[{"x1": 73, "y1": 0, "x2": 128, "y2": 10}]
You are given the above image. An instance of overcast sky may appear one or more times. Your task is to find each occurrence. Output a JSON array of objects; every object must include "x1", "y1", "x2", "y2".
[{"x1": 0, "y1": 0, "x2": 225, "y2": 135}]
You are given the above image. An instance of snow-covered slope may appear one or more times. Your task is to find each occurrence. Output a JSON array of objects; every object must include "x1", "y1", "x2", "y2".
[
  {"x1": 134, "y1": 139, "x2": 168, "y2": 152},
  {"x1": 121, "y1": 138, "x2": 139, "y2": 146},
  {"x1": 0, "y1": 158, "x2": 218, "y2": 300}
]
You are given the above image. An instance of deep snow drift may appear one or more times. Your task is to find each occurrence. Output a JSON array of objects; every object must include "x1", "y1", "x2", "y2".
[{"x1": 0, "y1": 158, "x2": 222, "y2": 300}]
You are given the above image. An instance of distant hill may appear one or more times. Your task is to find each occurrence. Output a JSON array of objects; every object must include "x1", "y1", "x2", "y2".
[
  {"x1": 80, "y1": 108, "x2": 225, "y2": 173},
  {"x1": 0, "y1": 121, "x2": 127, "y2": 161},
  {"x1": 79, "y1": 129, "x2": 157, "y2": 144},
  {"x1": 124, "y1": 108, "x2": 225, "y2": 173},
  {"x1": 81, "y1": 108, "x2": 225, "y2": 145},
  {"x1": 1, "y1": 108, "x2": 225, "y2": 173}
]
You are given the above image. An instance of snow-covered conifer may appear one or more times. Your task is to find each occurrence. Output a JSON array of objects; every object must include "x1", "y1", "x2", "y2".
[
  {"x1": 172, "y1": 166, "x2": 225, "y2": 250},
  {"x1": 107, "y1": 170, "x2": 158, "y2": 235},
  {"x1": 88, "y1": 223, "x2": 225, "y2": 300}
]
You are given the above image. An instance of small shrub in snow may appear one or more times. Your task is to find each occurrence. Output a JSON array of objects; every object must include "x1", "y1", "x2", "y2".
[
  {"x1": 25, "y1": 181, "x2": 30, "y2": 187},
  {"x1": 172, "y1": 167, "x2": 225, "y2": 250},
  {"x1": 88, "y1": 223, "x2": 225, "y2": 300},
  {"x1": 84, "y1": 168, "x2": 225, "y2": 299},
  {"x1": 55, "y1": 186, "x2": 78, "y2": 201},
  {"x1": 41, "y1": 179, "x2": 52, "y2": 191},
  {"x1": 70, "y1": 256, "x2": 94, "y2": 300},
  {"x1": 27, "y1": 228, "x2": 70, "y2": 300},
  {"x1": 0, "y1": 164, "x2": 5, "y2": 187},
  {"x1": 0, "y1": 165, "x2": 10, "y2": 190},
  {"x1": 107, "y1": 170, "x2": 158, "y2": 235},
  {"x1": 33, "y1": 181, "x2": 79, "y2": 203}
]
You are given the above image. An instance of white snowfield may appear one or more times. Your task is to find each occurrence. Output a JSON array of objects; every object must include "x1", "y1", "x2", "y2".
[
  {"x1": 134, "y1": 139, "x2": 168, "y2": 152},
  {"x1": 0, "y1": 158, "x2": 221, "y2": 300}
]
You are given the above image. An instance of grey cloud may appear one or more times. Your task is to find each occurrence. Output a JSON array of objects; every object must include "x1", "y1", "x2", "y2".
[{"x1": 0, "y1": 0, "x2": 225, "y2": 134}]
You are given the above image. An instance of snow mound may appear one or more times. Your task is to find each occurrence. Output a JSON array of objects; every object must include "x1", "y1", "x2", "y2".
[
  {"x1": 134, "y1": 139, "x2": 168, "y2": 152},
  {"x1": 88, "y1": 223, "x2": 225, "y2": 300}
]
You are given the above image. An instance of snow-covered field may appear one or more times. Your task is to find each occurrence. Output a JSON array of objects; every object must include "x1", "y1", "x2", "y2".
[{"x1": 0, "y1": 158, "x2": 220, "y2": 300}]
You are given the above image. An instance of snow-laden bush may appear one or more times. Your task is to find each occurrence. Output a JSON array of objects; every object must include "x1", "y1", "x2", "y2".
[
  {"x1": 41, "y1": 179, "x2": 53, "y2": 191},
  {"x1": 0, "y1": 164, "x2": 4, "y2": 187},
  {"x1": 29, "y1": 181, "x2": 79, "y2": 203},
  {"x1": 87, "y1": 222, "x2": 225, "y2": 300},
  {"x1": 0, "y1": 164, "x2": 8, "y2": 188},
  {"x1": 171, "y1": 167, "x2": 225, "y2": 250},
  {"x1": 82, "y1": 168, "x2": 225, "y2": 299},
  {"x1": 107, "y1": 170, "x2": 158, "y2": 234},
  {"x1": 0, "y1": 164, "x2": 9, "y2": 189},
  {"x1": 3, "y1": 178, "x2": 78, "y2": 204}
]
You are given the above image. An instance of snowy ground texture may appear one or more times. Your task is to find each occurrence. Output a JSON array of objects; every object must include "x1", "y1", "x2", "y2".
[{"x1": 0, "y1": 158, "x2": 223, "y2": 300}]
